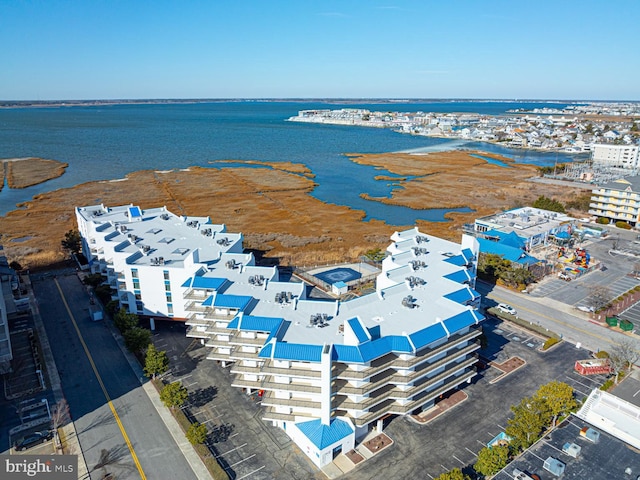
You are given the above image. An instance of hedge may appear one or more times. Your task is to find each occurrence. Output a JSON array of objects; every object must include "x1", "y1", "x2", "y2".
[
  {"x1": 542, "y1": 337, "x2": 561, "y2": 350},
  {"x1": 487, "y1": 308, "x2": 559, "y2": 340}
]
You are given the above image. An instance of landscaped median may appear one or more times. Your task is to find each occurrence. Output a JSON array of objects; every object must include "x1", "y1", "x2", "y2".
[
  {"x1": 486, "y1": 307, "x2": 562, "y2": 351},
  {"x1": 152, "y1": 378, "x2": 229, "y2": 480}
]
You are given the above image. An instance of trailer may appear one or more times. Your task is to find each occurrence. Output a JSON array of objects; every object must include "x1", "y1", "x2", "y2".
[{"x1": 574, "y1": 358, "x2": 612, "y2": 375}]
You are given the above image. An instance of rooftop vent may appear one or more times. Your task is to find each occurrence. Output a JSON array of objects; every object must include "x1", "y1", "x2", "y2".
[{"x1": 402, "y1": 295, "x2": 417, "y2": 309}]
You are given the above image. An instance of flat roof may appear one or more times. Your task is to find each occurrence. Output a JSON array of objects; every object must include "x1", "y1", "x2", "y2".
[
  {"x1": 494, "y1": 415, "x2": 640, "y2": 480},
  {"x1": 204, "y1": 228, "x2": 482, "y2": 357},
  {"x1": 77, "y1": 204, "x2": 242, "y2": 268},
  {"x1": 475, "y1": 207, "x2": 576, "y2": 238}
]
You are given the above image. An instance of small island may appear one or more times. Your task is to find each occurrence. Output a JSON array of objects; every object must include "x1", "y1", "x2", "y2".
[{"x1": 0, "y1": 157, "x2": 68, "y2": 190}]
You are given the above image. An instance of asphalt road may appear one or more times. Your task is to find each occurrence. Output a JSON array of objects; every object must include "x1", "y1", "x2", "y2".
[{"x1": 33, "y1": 272, "x2": 198, "y2": 480}]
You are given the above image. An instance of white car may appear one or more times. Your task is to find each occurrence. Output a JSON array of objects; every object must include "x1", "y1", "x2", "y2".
[{"x1": 497, "y1": 303, "x2": 517, "y2": 316}]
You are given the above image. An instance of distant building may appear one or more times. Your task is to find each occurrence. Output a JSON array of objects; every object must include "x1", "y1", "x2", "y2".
[
  {"x1": 472, "y1": 207, "x2": 577, "y2": 251},
  {"x1": 589, "y1": 177, "x2": 640, "y2": 227},
  {"x1": 591, "y1": 144, "x2": 639, "y2": 171},
  {"x1": 78, "y1": 204, "x2": 485, "y2": 469}
]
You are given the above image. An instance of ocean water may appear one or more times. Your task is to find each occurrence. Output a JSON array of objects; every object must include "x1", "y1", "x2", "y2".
[{"x1": 0, "y1": 101, "x2": 588, "y2": 223}]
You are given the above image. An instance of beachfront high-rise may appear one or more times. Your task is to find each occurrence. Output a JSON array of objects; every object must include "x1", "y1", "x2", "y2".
[{"x1": 77, "y1": 204, "x2": 484, "y2": 468}]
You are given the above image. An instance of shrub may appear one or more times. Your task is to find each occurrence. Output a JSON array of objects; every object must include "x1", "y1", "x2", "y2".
[
  {"x1": 186, "y1": 422, "x2": 208, "y2": 445},
  {"x1": 600, "y1": 379, "x2": 614, "y2": 391},
  {"x1": 595, "y1": 351, "x2": 609, "y2": 359},
  {"x1": 615, "y1": 221, "x2": 632, "y2": 230},
  {"x1": 597, "y1": 217, "x2": 609, "y2": 225},
  {"x1": 542, "y1": 337, "x2": 560, "y2": 350}
]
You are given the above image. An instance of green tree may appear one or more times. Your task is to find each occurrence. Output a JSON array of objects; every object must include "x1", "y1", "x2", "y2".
[
  {"x1": 499, "y1": 264, "x2": 534, "y2": 288},
  {"x1": 506, "y1": 396, "x2": 551, "y2": 450},
  {"x1": 565, "y1": 192, "x2": 593, "y2": 212},
  {"x1": 123, "y1": 326, "x2": 151, "y2": 353},
  {"x1": 433, "y1": 468, "x2": 470, "y2": 480},
  {"x1": 160, "y1": 382, "x2": 189, "y2": 410},
  {"x1": 474, "y1": 445, "x2": 509, "y2": 477},
  {"x1": 535, "y1": 381, "x2": 578, "y2": 427},
  {"x1": 477, "y1": 253, "x2": 511, "y2": 280},
  {"x1": 609, "y1": 340, "x2": 640, "y2": 384},
  {"x1": 532, "y1": 195, "x2": 565, "y2": 213},
  {"x1": 186, "y1": 422, "x2": 208, "y2": 445},
  {"x1": 364, "y1": 248, "x2": 386, "y2": 263},
  {"x1": 114, "y1": 308, "x2": 139, "y2": 333},
  {"x1": 61, "y1": 229, "x2": 82, "y2": 254},
  {"x1": 144, "y1": 344, "x2": 169, "y2": 379}
]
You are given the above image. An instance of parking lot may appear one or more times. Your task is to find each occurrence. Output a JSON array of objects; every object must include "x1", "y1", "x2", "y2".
[
  {"x1": 150, "y1": 321, "x2": 321, "y2": 480},
  {"x1": 150, "y1": 316, "x2": 603, "y2": 480}
]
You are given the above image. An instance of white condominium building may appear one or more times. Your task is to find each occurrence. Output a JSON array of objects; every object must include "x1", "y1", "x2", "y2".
[
  {"x1": 591, "y1": 144, "x2": 639, "y2": 170},
  {"x1": 589, "y1": 177, "x2": 640, "y2": 227},
  {"x1": 77, "y1": 204, "x2": 484, "y2": 469}
]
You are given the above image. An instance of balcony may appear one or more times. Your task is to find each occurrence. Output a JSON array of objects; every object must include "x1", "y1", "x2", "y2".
[
  {"x1": 332, "y1": 328, "x2": 481, "y2": 380},
  {"x1": 228, "y1": 335, "x2": 267, "y2": 347},
  {"x1": 334, "y1": 342, "x2": 479, "y2": 395},
  {"x1": 260, "y1": 381, "x2": 321, "y2": 394},
  {"x1": 333, "y1": 355, "x2": 477, "y2": 413},
  {"x1": 261, "y1": 392, "x2": 321, "y2": 410},
  {"x1": 262, "y1": 407, "x2": 316, "y2": 423}
]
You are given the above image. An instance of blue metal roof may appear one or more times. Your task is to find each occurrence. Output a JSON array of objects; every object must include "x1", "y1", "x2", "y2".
[
  {"x1": 181, "y1": 276, "x2": 227, "y2": 290},
  {"x1": 444, "y1": 254, "x2": 467, "y2": 267},
  {"x1": 444, "y1": 287, "x2": 479, "y2": 305},
  {"x1": 258, "y1": 342, "x2": 323, "y2": 362},
  {"x1": 444, "y1": 270, "x2": 472, "y2": 284},
  {"x1": 461, "y1": 248, "x2": 475, "y2": 262},
  {"x1": 213, "y1": 294, "x2": 252, "y2": 310},
  {"x1": 227, "y1": 315, "x2": 284, "y2": 333},
  {"x1": 347, "y1": 318, "x2": 370, "y2": 344},
  {"x1": 409, "y1": 323, "x2": 448, "y2": 350},
  {"x1": 128, "y1": 206, "x2": 142, "y2": 218},
  {"x1": 296, "y1": 419, "x2": 353, "y2": 450},
  {"x1": 443, "y1": 310, "x2": 481, "y2": 334},
  {"x1": 333, "y1": 344, "x2": 364, "y2": 363},
  {"x1": 478, "y1": 238, "x2": 538, "y2": 265}
]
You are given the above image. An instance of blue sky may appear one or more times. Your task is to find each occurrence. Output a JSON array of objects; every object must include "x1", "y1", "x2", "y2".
[{"x1": 1, "y1": 1, "x2": 638, "y2": 100}]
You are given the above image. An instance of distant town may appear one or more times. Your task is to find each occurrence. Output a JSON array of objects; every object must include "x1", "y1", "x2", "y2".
[{"x1": 289, "y1": 102, "x2": 640, "y2": 153}]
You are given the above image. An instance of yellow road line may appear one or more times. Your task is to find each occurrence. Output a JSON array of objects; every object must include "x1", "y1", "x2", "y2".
[
  {"x1": 54, "y1": 279, "x2": 147, "y2": 479},
  {"x1": 492, "y1": 295, "x2": 614, "y2": 345}
]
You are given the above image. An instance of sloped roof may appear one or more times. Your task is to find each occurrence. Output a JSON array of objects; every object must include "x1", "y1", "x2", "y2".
[
  {"x1": 478, "y1": 238, "x2": 538, "y2": 265},
  {"x1": 201, "y1": 294, "x2": 252, "y2": 309},
  {"x1": 258, "y1": 342, "x2": 323, "y2": 362},
  {"x1": 444, "y1": 287, "x2": 479, "y2": 305},
  {"x1": 181, "y1": 276, "x2": 227, "y2": 290},
  {"x1": 296, "y1": 419, "x2": 353, "y2": 450},
  {"x1": 227, "y1": 315, "x2": 283, "y2": 332}
]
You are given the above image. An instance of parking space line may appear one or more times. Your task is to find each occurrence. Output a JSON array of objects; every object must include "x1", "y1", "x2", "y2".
[
  {"x1": 236, "y1": 466, "x2": 265, "y2": 480},
  {"x1": 184, "y1": 381, "x2": 198, "y2": 387},
  {"x1": 440, "y1": 465, "x2": 449, "y2": 472},
  {"x1": 174, "y1": 374, "x2": 192, "y2": 382},
  {"x1": 634, "y1": 389, "x2": 640, "y2": 397},
  {"x1": 217, "y1": 443, "x2": 248, "y2": 456},
  {"x1": 229, "y1": 454, "x2": 256, "y2": 467},
  {"x1": 452, "y1": 454, "x2": 465, "y2": 465},
  {"x1": 464, "y1": 447, "x2": 477, "y2": 457},
  {"x1": 476, "y1": 440, "x2": 486, "y2": 447}
]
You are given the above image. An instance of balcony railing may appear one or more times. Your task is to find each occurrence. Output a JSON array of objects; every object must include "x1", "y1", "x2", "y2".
[{"x1": 261, "y1": 392, "x2": 321, "y2": 410}]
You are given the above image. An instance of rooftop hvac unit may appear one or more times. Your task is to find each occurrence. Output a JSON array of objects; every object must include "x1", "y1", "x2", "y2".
[
  {"x1": 512, "y1": 469, "x2": 536, "y2": 480},
  {"x1": 225, "y1": 260, "x2": 236, "y2": 269},
  {"x1": 415, "y1": 235, "x2": 429, "y2": 244},
  {"x1": 579, "y1": 427, "x2": 600, "y2": 443},
  {"x1": 402, "y1": 295, "x2": 417, "y2": 309},
  {"x1": 160, "y1": 213, "x2": 169, "y2": 220},
  {"x1": 217, "y1": 237, "x2": 231, "y2": 246},
  {"x1": 562, "y1": 442, "x2": 581, "y2": 458},
  {"x1": 543, "y1": 457, "x2": 565, "y2": 477}
]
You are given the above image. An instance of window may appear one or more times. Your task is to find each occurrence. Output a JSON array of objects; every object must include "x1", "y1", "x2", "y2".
[
  {"x1": 166, "y1": 293, "x2": 172, "y2": 303},
  {"x1": 165, "y1": 283, "x2": 171, "y2": 292},
  {"x1": 133, "y1": 279, "x2": 140, "y2": 290},
  {"x1": 135, "y1": 293, "x2": 142, "y2": 301},
  {"x1": 131, "y1": 269, "x2": 138, "y2": 278},
  {"x1": 136, "y1": 301, "x2": 143, "y2": 312},
  {"x1": 163, "y1": 271, "x2": 170, "y2": 281},
  {"x1": 167, "y1": 305, "x2": 174, "y2": 314}
]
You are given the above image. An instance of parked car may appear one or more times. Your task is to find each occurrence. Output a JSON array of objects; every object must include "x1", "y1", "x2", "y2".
[
  {"x1": 497, "y1": 303, "x2": 517, "y2": 316},
  {"x1": 558, "y1": 272, "x2": 572, "y2": 281},
  {"x1": 13, "y1": 431, "x2": 53, "y2": 451}
]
